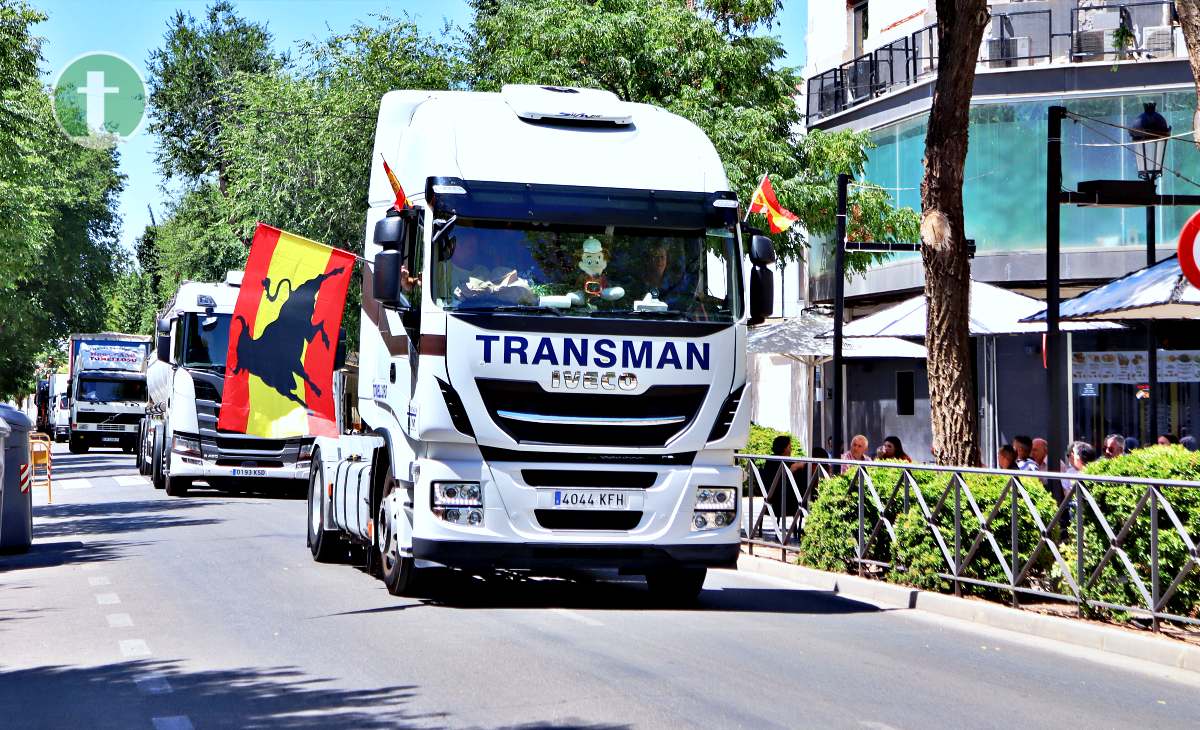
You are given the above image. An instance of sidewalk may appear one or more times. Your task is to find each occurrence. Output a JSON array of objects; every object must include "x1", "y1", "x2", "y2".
[{"x1": 738, "y1": 548, "x2": 1200, "y2": 674}]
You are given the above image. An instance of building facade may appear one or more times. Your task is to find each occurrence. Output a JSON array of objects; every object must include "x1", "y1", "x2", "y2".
[{"x1": 767, "y1": 0, "x2": 1199, "y2": 460}]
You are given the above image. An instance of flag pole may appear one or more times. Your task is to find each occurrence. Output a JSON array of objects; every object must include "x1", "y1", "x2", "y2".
[{"x1": 744, "y1": 173, "x2": 769, "y2": 223}]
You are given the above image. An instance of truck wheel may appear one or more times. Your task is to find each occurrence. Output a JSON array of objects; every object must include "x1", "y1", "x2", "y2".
[
  {"x1": 68, "y1": 434, "x2": 88, "y2": 454},
  {"x1": 151, "y1": 430, "x2": 165, "y2": 489},
  {"x1": 165, "y1": 473, "x2": 190, "y2": 497},
  {"x1": 135, "y1": 427, "x2": 144, "y2": 471},
  {"x1": 307, "y1": 455, "x2": 344, "y2": 562},
  {"x1": 378, "y1": 482, "x2": 418, "y2": 596},
  {"x1": 645, "y1": 568, "x2": 707, "y2": 604}
]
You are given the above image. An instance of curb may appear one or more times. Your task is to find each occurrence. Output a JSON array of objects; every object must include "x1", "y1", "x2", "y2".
[{"x1": 737, "y1": 551, "x2": 1200, "y2": 674}]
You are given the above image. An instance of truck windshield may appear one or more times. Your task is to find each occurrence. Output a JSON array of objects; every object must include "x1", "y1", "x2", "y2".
[
  {"x1": 431, "y1": 221, "x2": 741, "y2": 322},
  {"x1": 181, "y1": 312, "x2": 232, "y2": 368},
  {"x1": 77, "y1": 377, "x2": 147, "y2": 403}
]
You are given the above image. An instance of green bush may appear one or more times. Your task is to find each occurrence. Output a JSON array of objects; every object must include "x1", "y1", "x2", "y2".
[
  {"x1": 798, "y1": 465, "x2": 1059, "y2": 599},
  {"x1": 742, "y1": 423, "x2": 800, "y2": 495},
  {"x1": 1066, "y1": 446, "x2": 1200, "y2": 620}
]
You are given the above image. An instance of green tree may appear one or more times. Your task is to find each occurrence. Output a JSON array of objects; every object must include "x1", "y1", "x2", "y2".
[
  {"x1": 0, "y1": 2, "x2": 124, "y2": 398},
  {"x1": 466, "y1": 0, "x2": 917, "y2": 264},
  {"x1": 145, "y1": 0, "x2": 281, "y2": 191}
]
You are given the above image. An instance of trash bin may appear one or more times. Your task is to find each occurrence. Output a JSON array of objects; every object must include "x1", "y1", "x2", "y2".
[{"x1": 0, "y1": 404, "x2": 32, "y2": 554}]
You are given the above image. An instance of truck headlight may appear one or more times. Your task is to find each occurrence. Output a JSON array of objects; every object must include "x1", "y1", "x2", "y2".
[
  {"x1": 692, "y1": 486, "x2": 737, "y2": 531},
  {"x1": 298, "y1": 442, "x2": 314, "y2": 460},
  {"x1": 432, "y1": 481, "x2": 484, "y2": 526},
  {"x1": 172, "y1": 434, "x2": 201, "y2": 457}
]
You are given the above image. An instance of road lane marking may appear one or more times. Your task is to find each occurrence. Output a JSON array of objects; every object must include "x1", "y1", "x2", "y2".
[
  {"x1": 119, "y1": 639, "x2": 151, "y2": 657},
  {"x1": 152, "y1": 717, "x2": 193, "y2": 730},
  {"x1": 114, "y1": 475, "x2": 147, "y2": 487},
  {"x1": 95, "y1": 593, "x2": 121, "y2": 605},
  {"x1": 549, "y1": 608, "x2": 604, "y2": 627},
  {"x1": 59, "y1": 478, "x2": 92, "y2": 489},
  {"x1": 106, "y1": 613, "x2": 134, "y2": 628},
  {"x1": 134, "y1": 675, "x2": 173, "y2": 695},
  {"x1": 88, "y1": 576, "x2": 111, "y2": 586}
]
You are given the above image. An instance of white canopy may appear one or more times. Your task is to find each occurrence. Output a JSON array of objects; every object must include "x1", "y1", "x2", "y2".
[
  {"x1": 748, "y1": 311, "x2": 927, "y2": 359},
  {"x1": 1024, "y1": 255, "x2": 1200, "y2": 322},
  {"x1": 841, "y1": 280, "x2": 1121, "y2": 338}
]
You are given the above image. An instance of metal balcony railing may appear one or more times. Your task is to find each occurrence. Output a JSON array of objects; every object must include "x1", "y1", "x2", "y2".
[
  {"x1": 739, "y1": 453, "x2": 1200, "y2": 631},
  {"x1": 805, "y1": 2, "x2": 1179, "y2": 125}
]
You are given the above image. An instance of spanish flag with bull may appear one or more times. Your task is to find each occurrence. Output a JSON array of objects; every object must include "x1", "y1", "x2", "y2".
[{"x1": 217, "y1": 224, "x2": 356, "y2": 438}]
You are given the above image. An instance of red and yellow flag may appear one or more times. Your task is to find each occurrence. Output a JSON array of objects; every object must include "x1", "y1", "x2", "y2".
[
  {"x1": 748, "y1": 174, "x2": 799, "y2": 234},
  {"x1": 381, "y1": 154, "x2": 408, "y2": 211},
  {"x1": 218, "y1": 223, "x2": 355, "y2": 438}
]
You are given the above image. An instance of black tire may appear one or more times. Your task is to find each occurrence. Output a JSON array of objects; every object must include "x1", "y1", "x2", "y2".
[
  {"x1": 376, "y1": 462, "x2": 419, "y2": 597},
  {"x1": 307, "y1": 455, "x2": 344, "y2": 562},
  {"x1": 645, "y1": 568, "x2": 707, "y2": 604},
  {"x1": 68, "y1": 433, "x2": 88, "y2": 454},
  {"x1": 165, "y1": 472, "x2": 190, "y2": 497},
  {"x1": 151, "y1": 429, "x2": 165, "y2": 489}
]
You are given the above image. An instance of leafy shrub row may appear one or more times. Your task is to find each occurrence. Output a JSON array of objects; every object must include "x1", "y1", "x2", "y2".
[{"x1": 795, "y1": 447, "x2": 1200, "y2": 619}]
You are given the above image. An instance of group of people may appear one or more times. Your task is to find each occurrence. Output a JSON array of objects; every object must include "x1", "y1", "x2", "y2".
[{"x1": 839, "y1": 433, "x2": 913, "y2": 463}]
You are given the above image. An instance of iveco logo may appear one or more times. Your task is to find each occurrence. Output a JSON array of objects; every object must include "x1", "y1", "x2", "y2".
[{"x1": 549, "y1": 371, "x2": 637, "y2": 391}]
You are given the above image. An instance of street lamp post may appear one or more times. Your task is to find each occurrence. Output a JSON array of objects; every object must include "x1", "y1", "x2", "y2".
[{"x1": 1130, "y1": 102, "x2": 1170, "y2": 444}]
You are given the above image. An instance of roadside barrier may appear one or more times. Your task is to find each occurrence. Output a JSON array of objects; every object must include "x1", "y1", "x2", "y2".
[
  {"x1": 29, "y1": 433, "x2": 52, "y2": 504},
  {"x1": 739, "y1": 453, "x2": 1200, "y2": 632}
]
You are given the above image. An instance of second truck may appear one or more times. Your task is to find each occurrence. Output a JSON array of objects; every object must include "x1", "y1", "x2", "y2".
[{"x1": 67, "y1": 333, "x2": 151, "y2": 453}]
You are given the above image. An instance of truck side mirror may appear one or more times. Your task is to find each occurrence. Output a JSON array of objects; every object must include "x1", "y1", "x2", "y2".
[
  {"x1": 749, "y1": 234, "x2": 777, "y2": 266},
  {"x1": 372, "y1": 250, "x2": 411, "y2": 310},
  {"x1": 748, "y1": 261, "x2": 775, "y2": 326},
  {"x1": 156, "y1": 334, "x2": 171, "y2": 363},
  {"x1": 374, "y1": 214, "x2": 407, "y2": 253},
  {"x1": 156, "y1": 318, "x2": 170, "y2": 335}
]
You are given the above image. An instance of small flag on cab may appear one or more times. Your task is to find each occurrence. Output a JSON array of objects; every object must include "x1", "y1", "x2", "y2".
[
  {"x1": 381, "y1": 154, "x2": 408, "y2": 211},
  {"x1": 747, "y1": 173, "x2": 799, "y2": 234}
]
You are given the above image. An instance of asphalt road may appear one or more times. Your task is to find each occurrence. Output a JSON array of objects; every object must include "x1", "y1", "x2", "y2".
[{"x1": 2, "y1": 445, "x2": 1199, "y2": 730}]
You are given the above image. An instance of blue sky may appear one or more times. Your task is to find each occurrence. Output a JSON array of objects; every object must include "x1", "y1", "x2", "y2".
[{"x1": 34, "y1": 0, "x2": 807, "y2": 253}]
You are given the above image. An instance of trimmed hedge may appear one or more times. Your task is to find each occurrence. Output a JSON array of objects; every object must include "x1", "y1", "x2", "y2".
[
  {"x1": 798, "y1": 464, "x2": 1059, "y2": 599},
  {"x1": 1065, "y1": 445, "x2": 1200, "y2": 620}
]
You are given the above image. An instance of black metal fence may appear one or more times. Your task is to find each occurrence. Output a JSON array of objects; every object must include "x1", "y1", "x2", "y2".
[
  {"x1": 806, "y1": 2, "x2": 1180, "y2": 124},
  {"x1": 739, "y1": 454, "x2": 1200, "y2": 631}
]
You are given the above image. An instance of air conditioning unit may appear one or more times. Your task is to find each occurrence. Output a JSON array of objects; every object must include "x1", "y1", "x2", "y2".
[
  {"x1": 1141, "y1": 26, "x2": 1174, "y2": 57},
  {"x1": 985, "y1": 36, "x2": 1032, "y2": 68}
]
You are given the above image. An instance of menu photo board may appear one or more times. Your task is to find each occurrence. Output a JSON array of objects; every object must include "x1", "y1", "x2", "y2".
[{"x1": 1072, "y1": 350, "x2": 1200, "y2": 384}]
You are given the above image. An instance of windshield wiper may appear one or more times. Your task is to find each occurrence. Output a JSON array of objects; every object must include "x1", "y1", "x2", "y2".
[
  {"x1": 483, "y1": 304, "x2": 564, "y2": 316},
  {"x1": 589, "y1": 309, "x2": 689, "y2": 320}
]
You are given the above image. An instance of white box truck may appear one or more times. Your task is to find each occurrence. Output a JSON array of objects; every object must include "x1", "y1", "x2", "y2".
[
  {"x1": 141, "y1": 273, "x2": 314, "y2": 496},
  {"x1": 67, "y1": 333, "x2": 151, "y2": 453},
  {"x1": 51, "y1": 373, "x2": 70, "y2": 442},
  {"x1": 306, "y1": 85, "x2": 776, "y2": 600}
]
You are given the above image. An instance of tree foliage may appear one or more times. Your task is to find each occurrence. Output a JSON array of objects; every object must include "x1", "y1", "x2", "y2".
[
  {"x1": 0, "y1": 2, "x2": 123, "y2": 398},
  {"x1": 145, "y1": 0, "x2": 280, "y2": 190}
]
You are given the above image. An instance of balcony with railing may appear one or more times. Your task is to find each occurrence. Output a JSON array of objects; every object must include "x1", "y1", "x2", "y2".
[{"x1": 806, "y1": 1, "x2": 1182, "y2": 126}]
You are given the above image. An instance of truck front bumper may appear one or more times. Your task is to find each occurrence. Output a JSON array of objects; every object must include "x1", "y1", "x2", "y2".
[
  {"x1": 413, "y1": 539, "x2": 738, "y2": 573},
  {"x1": 170, "y1": 454, "x2": 309, "y2": 481},
  {"x1": 169, "y1": 432, "x2": 311, "y2": 482}
]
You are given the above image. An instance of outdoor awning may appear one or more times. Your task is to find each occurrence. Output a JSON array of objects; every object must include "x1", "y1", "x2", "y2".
[
  {"x1": 839, "y1": 280, "x2": 1122, "y2": 338},
  {"x1": 748, "y1": 311, "x2": 927, "y2": 359},
  {"x1": 1024, "y1": 255, "x2": 1200, "y2": 322}
]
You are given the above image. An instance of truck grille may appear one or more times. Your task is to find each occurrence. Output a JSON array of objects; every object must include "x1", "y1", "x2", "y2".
[
  {"x1": 191, "y1": 371, "x2": 224, "y2": 437},
  {"x1": 475, "y1": 379, "x2": 707, "y2": 448},
  {"x1": 534, "y1": 510, "x2": 643, "y2": 531},
  {"x1": 522, "y1": 469, "x2": 657, "y2": 489},
  {"x1": 75, "y1": 412, "x2": 142, "y2": 424}
]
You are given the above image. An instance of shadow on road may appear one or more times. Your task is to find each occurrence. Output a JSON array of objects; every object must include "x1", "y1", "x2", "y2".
[
  {"x1": 50, "y1": 463, "x2": 139, "y2": 478},
  {"x1": 32, "y1": 500, "x2": 222, "y2": 539},
  {"x1": 335, "y1": 570, "x2": 882, "y2": 616},
  {"x1": 0, "y1": 660, "x2": 432, "y2": 729},
  {"x1": 0, "y1": 539, "x2": 134, "y2": 572}
]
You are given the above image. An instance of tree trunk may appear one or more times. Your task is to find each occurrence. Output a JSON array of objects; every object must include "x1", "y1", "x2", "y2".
[
  {"x1": 920, "y1": 0, "x2": 989, "y2": 466},
  {"x1": 1177, "y1": 1, "x2": 1200, "y2": 148}
]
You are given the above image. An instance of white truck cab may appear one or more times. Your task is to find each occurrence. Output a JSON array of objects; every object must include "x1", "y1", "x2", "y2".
[
  {"x1": 143, "y1": 272, "x2": 314, "y2": 496},
  {"x1": 308, "y1": 86, "x2": 775, "y2": 600}
]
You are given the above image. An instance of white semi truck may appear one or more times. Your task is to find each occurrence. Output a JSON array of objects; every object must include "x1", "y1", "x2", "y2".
[
  {"x1": 141, "y1": 272, "x2": 315, "y2": 496},
  {"x1": 307, "y1": 85, "x2": 776, "y2": 599},
  {"x1": 67, "y1": 333, "x2": 151, "y2": 453}
]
